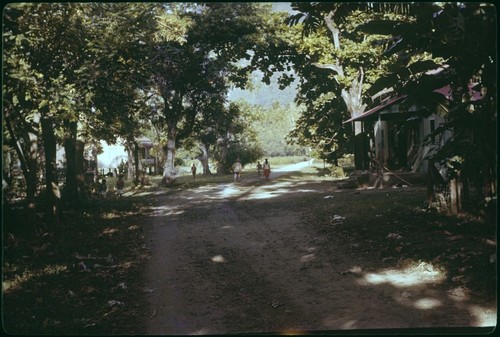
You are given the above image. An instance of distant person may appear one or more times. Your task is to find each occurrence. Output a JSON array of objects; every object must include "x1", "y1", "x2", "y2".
[
  {"x1": 232, "y1": 158, "x2": 243, "y2": 182},
  {"x1": 98, "y1": 178, "x2": 107, "y2": 197},
  {"x1": 262, "y1": 158, "x2": 271, "y2": 181},
  {"x1": 191, "y1": 163, "x2": 197, "y2": 180},
  {"x1": 116, "y1": 174, "x2": 125, "y2": 197},
  {"x1": 256, "y1": 161, "x2": 262, "y2": 177}
]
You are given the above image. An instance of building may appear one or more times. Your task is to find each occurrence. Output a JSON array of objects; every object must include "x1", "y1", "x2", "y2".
[{"x1": 344, "y1": 83, "x2": 483, "y2": 176}]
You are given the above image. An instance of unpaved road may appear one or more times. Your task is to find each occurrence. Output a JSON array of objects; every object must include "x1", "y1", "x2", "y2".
[{"x1": 143, "y1": 162, "x2": 495, "y2": 335}]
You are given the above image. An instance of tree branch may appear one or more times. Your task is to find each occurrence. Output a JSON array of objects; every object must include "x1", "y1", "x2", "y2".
[
  {"x1": 324, "y1": 11, "x2": 340, "y2": 50},
  {"x1": 311, "y1": 62, "x2": 344, "y2": 77}
]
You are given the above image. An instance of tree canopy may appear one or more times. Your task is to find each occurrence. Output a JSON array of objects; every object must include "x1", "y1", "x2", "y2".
[{"x1": 3, "y1": 2, "x2": 496, "y2": 220}]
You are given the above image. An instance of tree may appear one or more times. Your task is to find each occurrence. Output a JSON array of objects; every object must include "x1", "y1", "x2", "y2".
[
  {"x1": 210, "y1": 101, "x2": 263, "y2": 174},
  {"x1": 3, "y1": 5, "x2": 41, "y2": 206},
  {"x1": 357, "y1": 2, "x2": 497, "y2": 212},
  {"x1": 250, "y1": 101, "x2": 305, "y2": 157},
  {"x1": 3, "y1": 3, "x2": 93, "y2": 223},
  {"x1": 284, "y1": 3, "x2": 414, "y2": 166},
  {"x1": 144, "y1": 3, "x2": 276, "y2": 184},
  {"x1": 82, "y1": 3, "x2": 159, "y2": 185}
]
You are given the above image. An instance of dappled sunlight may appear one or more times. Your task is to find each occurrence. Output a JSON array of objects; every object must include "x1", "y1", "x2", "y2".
[
  {"x1": 101, "y1": 227, "x2": 119, "y2": 236},
  {"x1": 211, "y1": 255, "x2": 227, "y2": 263},
  {"x1": 100, "y1": 210, "x2": 136, "y2": 219},
  {"x1": 357, "y1": 262, "x2": 446, "y2": 288},
  {"x1": 220, "y1": 225, "x2": 234, "y2": 229},
  {"x1": 220, "y1": 185, "x2": 243, "y2": 198},
  {"x1": 323, "y1": 316, "x2": 358, "y2": 330},
  {"x1": 413, "y1": 298, "x2": 442, "y2": 310},
  {"x1": 468, "y1": 305, "x2": 497, "y2": 326},
  {"x1": 3, "y1": 264, "x2": 68, "y2": 293},
  {"x1": 128, "y1": 190, "x2": 156, "y2": 197},
  {"x1": 241, "y1": 181, "x2": 317, "y2": 201},
  {"x1": 147, "y1": 205, "x2": 185, "y2": 217},
  {"x1": 300, "y1": 253, "x2": 315, "y2": 263}
]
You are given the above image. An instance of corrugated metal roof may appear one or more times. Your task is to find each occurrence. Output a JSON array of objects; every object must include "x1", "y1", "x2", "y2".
[{"x1": 343, "y1": 95, "x2": 407, "y2": 124}]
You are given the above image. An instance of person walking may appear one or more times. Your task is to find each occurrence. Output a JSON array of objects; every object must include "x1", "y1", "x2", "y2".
[
  {"x1": 262, "y1": 158, "x2": 271, "y2": 181},
  {"x1": 256, "y1": 161, "x2": 262, "y2": 178},
  {"x1": 191, "y1": 163, "x2": 197, "y2": 181},
  {"x1": 232, "y1": 158, "x2": 243, "y2": 182},
  {"x1": 116, "y1": 174, "x2": 125, "y2": 197},
  {"x1": 98, "y1": 178, "x2": 107, "y2": 197}
]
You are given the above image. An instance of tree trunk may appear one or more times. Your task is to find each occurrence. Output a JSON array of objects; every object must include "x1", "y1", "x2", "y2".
[
  {"x1": 126, "y1": 143, "x2": 134, "y2": 181},
  {"x1": 217, "y1": 135, "x2": 230, "y2": 174},
  {"x1": 197, "y1": 142, "x2": 211, "y2": 174},
  {"x1": 4, "y1": 113, "x2": 38, "y2": 204},
  {"x1": 133, "y1": 140, "x2": 141, "y2": 185},
  {"x1": 41, "y1": 116, "x2": 60, "y2": 225},
  {"x1": 63, "y1": 121, "x2": 78, "y2": 204},
  {"x1": 449, "y1": 176, "x2": 462, "y2": 214},
  {"x1": 162, "y1": 124, "x2": 177, "y2": 185},
  {"x1": 75, "y1": 140, "x2": 85, "y2": 201}
]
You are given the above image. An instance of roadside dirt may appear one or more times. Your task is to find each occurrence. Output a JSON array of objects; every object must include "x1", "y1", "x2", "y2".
[{"x1": 142, "y1": 163, "x2": 496, "y2": 335}]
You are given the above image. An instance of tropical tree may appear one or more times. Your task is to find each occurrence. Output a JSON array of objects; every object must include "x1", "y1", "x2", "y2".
[
  {"x1": 211, "y1": 102, "x2": 263, "y2": 174},
  {"x1": 143, "y1": 3, "x2": 277, "y2": 184},
  {"x1": 284, "y1": 2, "x2": 414, "y2": 166},
  {"x1": 3, "y1": 4, "x2": 41, "y2": 206},
  {"x1": 3, "y1": 3, "x2": 96, "y2": 223},
  {"x1": 356, "y1": 2, "x2": 497, "y2": 212},
  {"x1": 84, "y1": 3, "x2": 159, "y2": 184}
]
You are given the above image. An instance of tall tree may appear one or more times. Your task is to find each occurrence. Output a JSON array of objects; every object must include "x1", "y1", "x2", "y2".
[
  {"x1": 284, "y1": 3, "x2": 414, "y2": 166},
  {"x1": 146, "y1": 3, "x2": 276, "y2": 184},
  {"x1": 3, "y1": 3, "x2": 91, "y2": 223},
  {"x1": 3, "y1": 4, "x2": 41, "y2": 205},
  {"x1": 357, "y1": 2, "x2": 497, "y2": 212}
]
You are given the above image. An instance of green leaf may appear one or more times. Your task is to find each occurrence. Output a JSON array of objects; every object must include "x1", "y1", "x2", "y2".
[{"x1": 39, "y1": 99, "x2": 49, "y2": 109}]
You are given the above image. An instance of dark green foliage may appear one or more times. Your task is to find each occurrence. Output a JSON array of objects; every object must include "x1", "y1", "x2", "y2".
[{"x1": 358, "y1": 3, "x2": 497, "y2": 202}]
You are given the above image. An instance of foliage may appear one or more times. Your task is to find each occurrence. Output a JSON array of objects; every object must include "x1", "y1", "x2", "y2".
[
  {"x1": 280, "y1": 3, "x2": 414, "y2": 162},
  {"x1": 357, "y1": 2, "x2": 497, "y2": 201},
  {"x1": 251, "y1": 102, "x2": 306, "y2": 157},
  {"x1": 210, "y1": 102, "x2": 263, "y2": 173}
]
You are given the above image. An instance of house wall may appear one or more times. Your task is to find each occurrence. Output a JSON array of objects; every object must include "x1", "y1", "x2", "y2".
[
  {"x1": 411, "y1": 113, "x2": 450, "y2": 174},
  {"x1": 374, "y1": 120, "x2": 388, "y2": 166},
  {"x1": 371, "y1": 106, "x2": 451, "y2": 175}
]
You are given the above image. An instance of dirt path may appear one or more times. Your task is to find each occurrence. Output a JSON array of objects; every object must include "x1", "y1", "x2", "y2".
[{"x1": 142, "y1": 162, "x2": 495, "y2": 334}]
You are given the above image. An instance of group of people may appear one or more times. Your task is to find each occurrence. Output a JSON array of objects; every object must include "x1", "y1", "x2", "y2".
[
  {"x1": 96, "y1": 158, "x2": 272, "y2": 193},
  {"x1": 232, "y1": 158, "x2": 271, "y2": 182},
  {"x1": 97, "y1": 174, "x2": 125, "y2": 197}
]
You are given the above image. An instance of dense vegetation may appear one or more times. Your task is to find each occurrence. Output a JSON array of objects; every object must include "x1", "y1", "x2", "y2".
[
  {"x1": 2, "y1": 3, "x2": 496, "y2": 334},
  {"x1": 3, "y1": 2, "x2": 496, "y2": 236}
]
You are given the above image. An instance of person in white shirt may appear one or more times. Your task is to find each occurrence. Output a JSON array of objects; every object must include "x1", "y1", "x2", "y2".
[{"x1": 232, "y1": 158, "x2": 242, "y2": 182}]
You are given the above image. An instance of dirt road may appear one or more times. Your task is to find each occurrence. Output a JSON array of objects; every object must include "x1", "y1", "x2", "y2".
[{"x1": 143, "y1": 162, "x2": 495, "y2": 335}]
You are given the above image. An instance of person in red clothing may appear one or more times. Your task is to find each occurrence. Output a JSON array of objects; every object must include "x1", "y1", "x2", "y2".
[{"x1": 262, "y1": 158, "x2": 271, "y2": 181}]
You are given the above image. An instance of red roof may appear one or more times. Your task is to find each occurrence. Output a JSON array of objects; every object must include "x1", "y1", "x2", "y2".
[
  {"x1": 434, "y1": 83, "x2": 483, "y2": 101},
  {"x1": 343, "y1": 81, "x2": 484, "y2": 125}
]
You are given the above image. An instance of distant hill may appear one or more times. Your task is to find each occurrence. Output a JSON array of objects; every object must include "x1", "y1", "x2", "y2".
[
  {"x1": 227, "y1": 2, "x2": 298, "y2": 108},
  {"x1": 228, "y1": 70, "x2": 299, "y2": 108}
]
